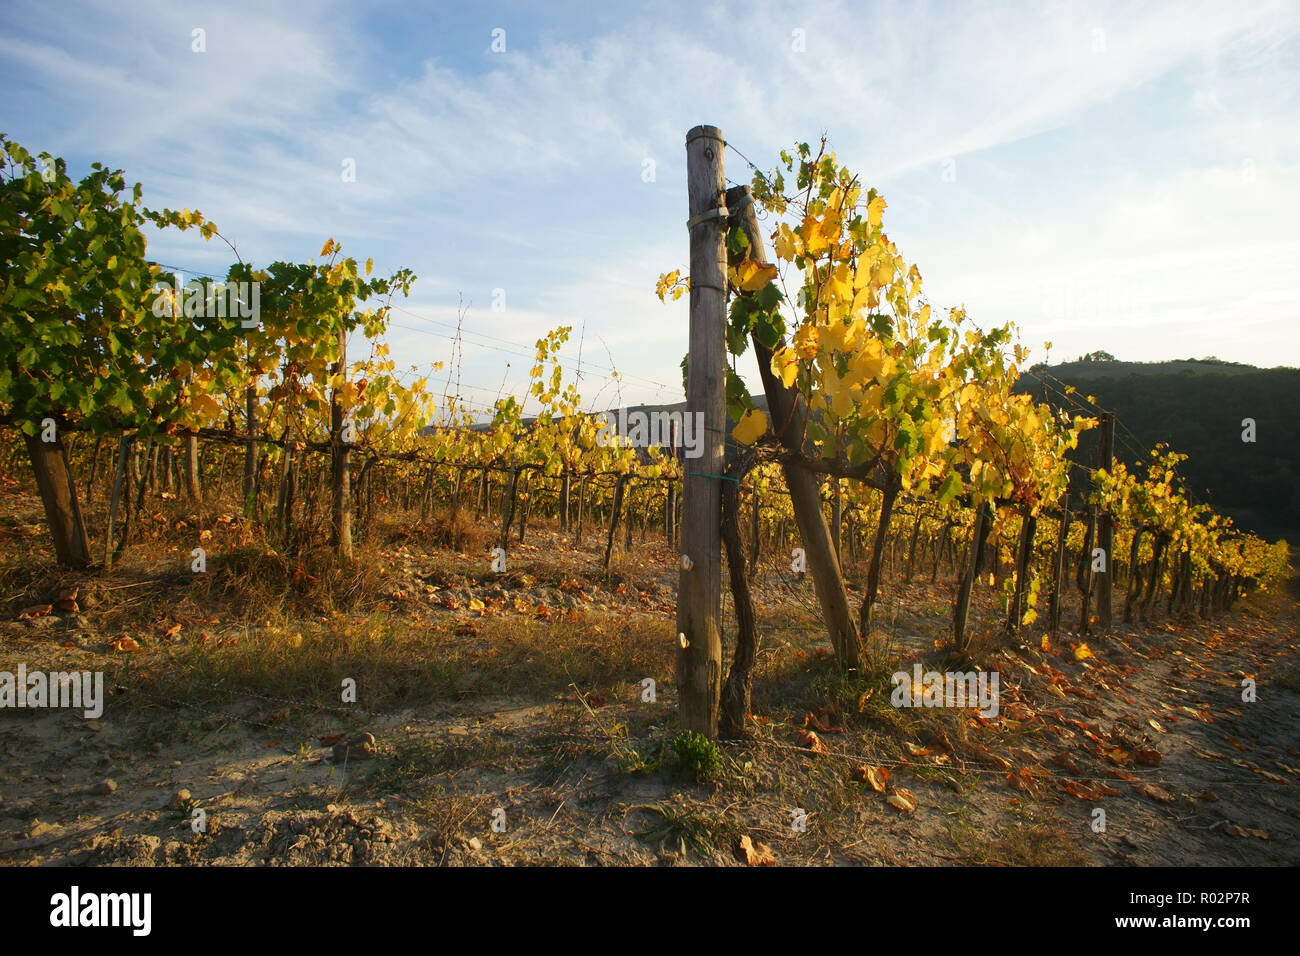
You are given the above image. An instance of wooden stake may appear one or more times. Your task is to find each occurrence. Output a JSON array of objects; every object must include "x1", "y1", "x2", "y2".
[
  {"x1": 676, "y1": 124, "x2": 727, "y2": 735},
  {"x1": 1095, "y1": 412, "x2": 1114, "y2": 628}
]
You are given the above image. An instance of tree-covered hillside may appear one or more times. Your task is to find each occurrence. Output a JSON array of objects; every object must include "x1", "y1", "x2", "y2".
[{"x1": 1016, "y1": 358, "x2": 1300, "y2": 541}]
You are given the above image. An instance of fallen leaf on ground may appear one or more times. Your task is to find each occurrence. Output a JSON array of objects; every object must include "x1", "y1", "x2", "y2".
[
  {"x1": 853, "y1": 764, "x2": 888, "y2": 793},
  {"x1": 1007, "y1": 768, "x2": 1039, "y2": 794},
  {"x1": 803, "y1": 706, "x2": 842, "y2": 734},
  {"x1": 737, "y1": 834, "x2": 776, "y2": 866},
  {"x1": 1134, "y1": 782, "x2": 1176, "y2": 804},
  {"x1": 1224, "y1": 823, "x2": 1269, "y2": 839},
  {"x1": 887, "y1": 789, "x2": 917, "y2": 813},
  {"x1": 797, "y1": 730, "x2": 827, "y2": 754}
]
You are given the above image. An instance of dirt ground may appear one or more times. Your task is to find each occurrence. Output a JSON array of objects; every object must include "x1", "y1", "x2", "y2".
[{"x1": 1, "y1": 488, "x2": 1296, "y2": 867}]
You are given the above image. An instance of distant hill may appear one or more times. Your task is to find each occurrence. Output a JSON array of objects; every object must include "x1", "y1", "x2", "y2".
[
  {"x1": 1035, "y1": 355, "x2": 1260, "y2": 380},
  {"x1": 1015, "y1": 356, "x2": 1300, "y2": 542}
]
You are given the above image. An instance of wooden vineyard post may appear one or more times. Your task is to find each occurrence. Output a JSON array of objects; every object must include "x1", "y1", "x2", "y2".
[
  {"x1": 954, "y1": 501, "x2": 991, "y2": 651},
  {"x1": 1004, "y1": 511, "x2": 1038, "y2": 635},
  {"x1": 500, "y1": 465, "x2": 519, "y2": 553},
  {"x1": 1077, "y1": 505, "x2": 1097, "y2": 632},
  {"x1": 1123, "y1": 526, "x2": 1144, "y2": 622},
  {"x1": 560, "y1": 469, "x2": 570, "y2": 531},
  {"x1": 103, "y1": 434, "x2": 131, "y2": 571},
  {"x1": 604, "y1": 473, "x2": 630, "y2": 570},
  {"x1": 676, "y1": 124, "x2": 727, "y2": 736},
  {"x1": 420, "y1": 464, "x2": 435, "y2": 521},
  {"x1": 516, "y1": 470, "x2": 530, "y2": 542},
  {"x1": 1048, "y1": 496, "x2": 1070, "y2": 632},
  {"x1": 861, "y1": 477, "x2": 900, "y2": 634},
  {"x1": 184, "y1": 430, "x2": 202, "y2": 502},
  {"x1": 904, "y1": 508, "x2": 924, "y2": 583},
  {"x1": 1095, "y1": 412, "x2": 1114, "y2": 629},
  {"x1": 575, "y1": 475, "x2": 587, "y2": 544}
]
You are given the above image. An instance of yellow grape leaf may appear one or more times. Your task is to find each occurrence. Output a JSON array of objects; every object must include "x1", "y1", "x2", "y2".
[
  {"x1": 1073, "y1": 642, "x2": 1094, "y2": 660},
  {"x1": 851, "y1": 338, "x2": 885, "y2": 382},
  {"x1": 732, "y1": 408, "x2": 768, "y2": 445},
  {"x1": 771, "y1": 347, "x2": 799, "y2": 388},
  {"x1": 191, "y1": 392, "x2": 221, "y2": 421},
  {"x1": 867, "y1": 195, "x2": 887, "y2": 230},
  {"x1": 825, "y1": 263, "x2": 853, "y2": 303},
  {"x1": 774, "y1": 223, "x2": 799, "y2": 261},
  {"x1": 731, "y1": 259, "x2": 778, "y2": 292},
  {"x1": 871, "y1": 258, "x2": 894, "y2": 287},
  {"x1": 801, "y1": 215, "x2": 829, "y2": 256}
]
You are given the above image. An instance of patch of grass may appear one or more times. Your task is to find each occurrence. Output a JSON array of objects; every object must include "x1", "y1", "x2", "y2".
[
  {"x1": 673, "y1": 731, "x2": 722, "y2": 784},
  {"x1": 416, "y1": 506, "x2": 488, "y2": 555},
  {"x1": 634, "y1": 800, "x2": 740, "y2": 857},
  {"x1": 567, "y1": 684, "x2": 663, "y2": 774},
  {"x1": 946, "y1": 815, "x2": 1086, "y2": 865}
]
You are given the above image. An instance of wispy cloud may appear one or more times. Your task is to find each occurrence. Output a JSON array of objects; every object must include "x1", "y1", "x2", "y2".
[{"x1": 2, "y1": 0, "x2": 1296, "y2": 412}]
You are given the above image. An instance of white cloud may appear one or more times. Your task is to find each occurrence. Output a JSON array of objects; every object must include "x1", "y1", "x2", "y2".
[{"x1": 2, "y1": 0, "x2": 1296, "y2": 400}]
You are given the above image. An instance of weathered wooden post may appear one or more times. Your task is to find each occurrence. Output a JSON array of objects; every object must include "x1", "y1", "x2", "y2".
[
  {"x1": 1049, "y1": 496, "x2": 1071, "y2": 632},
  {"x1": 1095, "y1": 412, "x2": 1114, "y2": 628},
  {"x1": 1078, "y1": 505, "x2": 1097, "y2": 632},
  {"x1": 103, "y1": 434, "x2": 131, "y2": 570},
  {"x1": 676, "y1": 124, "x2": 727, "y2": 736},
  {"x1": 954, "y1": 501, "x2": 991, "y2": 651}
]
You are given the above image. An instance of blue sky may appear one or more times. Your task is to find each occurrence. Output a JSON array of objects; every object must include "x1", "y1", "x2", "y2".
[{"x1": 2, "y1": 0, "x2": 1297, "y2": 419}]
